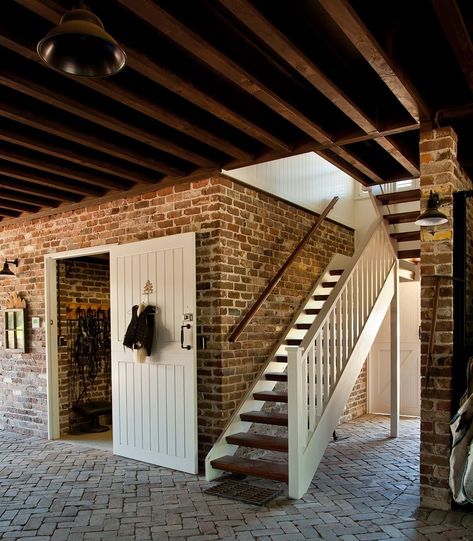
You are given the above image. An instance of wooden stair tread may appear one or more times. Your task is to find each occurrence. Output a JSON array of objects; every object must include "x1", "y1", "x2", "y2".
[
  {"x1": 274, "y1": 355, "x2": 288, "y2": 362},
  {"x1": 304, "y1": 308, "x2": 320, "y2": 315},
  {"x1": 226, "y1": 432, "x2": 288, "y2": 452},
  {"x1": 286, "y1": 339, "x2": 302, "y2": 346},
  {"x1": 376, "y1": 189, "x2": 420, "y2": 205},
  {"x1": 383, "y1": 211, "x2": 419, "y2": 224},
  {"x1": 295, "y1": 323, "x2": 311, "y2": 330},
  {"x1": 240, "y1": 410, "x2": 288, "y2": 426},
  {"x1": 253, "y1": 390, "x2": 288, "y2": 403},
  {"x1": 398, "y1": 249, "x2": 420, "y2": 259},
  {"x1": 210, "y1": 455, "x2": 288, "y2": 482},
  {"x1": 321, "y1": 281, "x2": 337, "y2": 288},
  {"x1": 265, "y1": 372, "x2": 287, "y2": 382},
  {"x1": 390, "y1": 230, "x2": 420, "y2": 242},
  {"x1": 329, "y1": 269, "x2": 344, "y2": 276},
  {"x1": 313, "y1": 294, "x2": 329, "y2": 301}
]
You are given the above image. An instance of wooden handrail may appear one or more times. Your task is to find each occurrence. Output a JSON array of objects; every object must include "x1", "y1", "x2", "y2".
[{"x1": 229, "y1": 196, "x2": 339, "y2": 342}]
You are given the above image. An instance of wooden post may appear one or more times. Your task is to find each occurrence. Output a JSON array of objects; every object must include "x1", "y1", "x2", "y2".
[
  {"x1": 287, "y1": 345, "x2": 304, "y2": 499},
  {"x1": 390, "y1": 260, "x2": 400, "y2": 437}
]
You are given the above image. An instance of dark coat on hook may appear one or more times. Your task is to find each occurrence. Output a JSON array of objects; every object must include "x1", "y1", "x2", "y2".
[{"x1": 123, "y1": 305, "x2": 155, "y2": 356}]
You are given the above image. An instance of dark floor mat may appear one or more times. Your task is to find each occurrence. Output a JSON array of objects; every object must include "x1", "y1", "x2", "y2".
[{"x1": 204, "y1": 479, "x2": 281, "y2": 506}]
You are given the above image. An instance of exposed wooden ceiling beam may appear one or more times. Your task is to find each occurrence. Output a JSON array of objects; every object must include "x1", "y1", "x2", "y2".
[
  {"x1": 0, "y1": 162, "x2": 104, "y2": 197},
  {"x1": 0, "y1": 145, "x2": 132, "y2": 191},
  {"x1": 0, "y1": 125, "x2": 156, "y2": 185},
  {"x1": 118, "y1": 0, "x2": 332, "y2": 144},
  {"x1": 319, "y1": 0, "x2": 430, "y2": 123},
  {"x1": 0, "y1": 69, "x2": 215, "y2": 170},
  {"x1": 0, "y1": 93, "x2": 182, "y2": 176},
  {"x1": 432, "y1": 0, "x2": 473, "y2": 93},
  {"x1": 0, "y1": 198, "x2": 40, "y2": 213},
  {"x1": 126, "y1": 50, "x2": 290, "y2": 153},
  {"x1": 316, "y1": 151, "x2": 375, "y2": 186},
  {"x1": 0, "y1": 178, "x2": 82, "y2": 202},
  {"x1": 0, "y1": 207, "x2": 21, "y2": 218},
  {"x1": 119, "y1": 0, "x2": 391, "y2": 183},
  {"x1": 0, "y1": 188, "x2": 59, "y2": 208},
  {"x1": 16, "y1": 0, "x2": 290, "y2": 153},
  {"x1": 81, "y1": 78, "x2": 253, "y2": 162},
  {"x1": 217, "y1": 0, "x2": 420, "y2": 178},
  {"x1": 0, "y1": 29, "x2": 252, "y2": 163}
]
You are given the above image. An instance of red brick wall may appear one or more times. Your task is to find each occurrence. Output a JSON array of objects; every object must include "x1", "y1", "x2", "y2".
[
  {"x1": 419, "y1": 126, "x2": 473, "y2": 509},
  {"x1": 0, "y1": 175, "x2": 355, "y2": 463},
  {"x1": 57, "y1": 259, "x2": 111, "y2": 435}
]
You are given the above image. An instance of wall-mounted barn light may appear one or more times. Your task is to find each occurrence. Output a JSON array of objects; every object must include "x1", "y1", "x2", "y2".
[
  {"x1": 37, "y1": 2, "x2": 126, "y2": 78},
  {"x1": 0, "y1": 259, "x2": 19, "y2": 276},
  {"x1": 415, "y1": 191, "x2": 448, "y2": 226}
]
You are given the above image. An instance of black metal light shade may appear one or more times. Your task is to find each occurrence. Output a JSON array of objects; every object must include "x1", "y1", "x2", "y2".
[
  {"x1": 415, "y1": 191, "x2": 448, "y2": 226},
  {"x1": 0, "y1": 259, "x2": 18, "y2": 276},
  {"x1": 37, "y1": 7, "x2": 126, "y2": 78}
]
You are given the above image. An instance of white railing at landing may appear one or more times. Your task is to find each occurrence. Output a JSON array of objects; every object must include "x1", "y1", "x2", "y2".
[{"x1": 286, "y1": 218, "x2": 398, "y2": 498}]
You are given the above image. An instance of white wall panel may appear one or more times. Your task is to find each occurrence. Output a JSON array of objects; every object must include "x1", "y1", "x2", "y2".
[{"x1": 224, "y1": 152, "x2": 356, "y2": 228}]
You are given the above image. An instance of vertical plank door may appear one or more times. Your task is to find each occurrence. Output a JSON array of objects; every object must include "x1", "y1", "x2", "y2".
[
  {"x1": 110, "y1": 232, "x2": 197, "y2": 473},
  {"x1": 369, "y1": 280, "x2": 421, "y2": 416}
]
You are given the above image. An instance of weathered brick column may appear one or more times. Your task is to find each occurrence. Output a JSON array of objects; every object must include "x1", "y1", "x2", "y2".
[{"x1": 419, "y1": 126, "x2": 473, "y2": 509}]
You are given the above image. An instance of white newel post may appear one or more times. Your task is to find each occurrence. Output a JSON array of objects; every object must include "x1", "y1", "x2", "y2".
[
  {"x1": 390, "y1": 260, "x2": 400, "y2": 437},
  {"x1": 287, "y1": 346, "x2": 305, "y2": 499}
]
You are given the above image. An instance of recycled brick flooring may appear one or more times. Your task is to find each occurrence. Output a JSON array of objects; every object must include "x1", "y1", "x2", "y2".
[{"x1": 1, "y1": 415, "x2": 472, "y2": 540}]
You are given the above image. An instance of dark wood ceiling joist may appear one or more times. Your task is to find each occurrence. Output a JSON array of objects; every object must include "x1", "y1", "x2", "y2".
[
  {"x1": 118, "y1": 0, "x2": 410, "y2": 184},
  {"x1": 0, "y1": 123, "x2": 158, "y2": 186},
  {"x1": 15, "y1": 0, "x2": 290, "y2": 153},
  {"x1": 0, "y1": 178, "x2": 82, "y2": 202},
  {"x1": 0, "y1": 0, "x2": 470, "y2": 220},
  {"x1": 432, "y1": 0, "x2": 473, "y2": 93},
  {"x1": 319, "y1": 0, "x2": 430, "y2": 123},
  {"x1": 216, "y1": 0, "x2": 419, "y2": 178}
]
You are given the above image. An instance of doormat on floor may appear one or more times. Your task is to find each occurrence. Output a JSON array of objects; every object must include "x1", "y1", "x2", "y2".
[{"x1": 204, "y1": 479, "x2": 281, "y2": 506}]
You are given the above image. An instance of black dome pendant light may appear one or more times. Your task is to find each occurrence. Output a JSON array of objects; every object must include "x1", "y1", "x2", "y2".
[{"x1": 37, "y1": 2, "x2": 126, "y2": 78}]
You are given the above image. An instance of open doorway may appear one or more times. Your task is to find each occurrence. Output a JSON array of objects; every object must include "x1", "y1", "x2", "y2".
[{"x1": 56, "y1": 253, "x2": 112, "y2": 450}]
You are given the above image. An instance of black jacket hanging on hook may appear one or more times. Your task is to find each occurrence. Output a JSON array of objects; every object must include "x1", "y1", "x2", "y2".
[{"x1": 123, "y1": 304, "x2": 155, "y2": 356}]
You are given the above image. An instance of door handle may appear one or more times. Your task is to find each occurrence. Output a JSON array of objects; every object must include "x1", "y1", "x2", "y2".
[{"x1": 180, "y1": 323, "x2": 191, "y2": 350}]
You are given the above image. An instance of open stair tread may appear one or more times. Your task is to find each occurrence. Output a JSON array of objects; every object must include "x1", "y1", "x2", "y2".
[
  {"x1": 329, "y1": 269, "x2": 344, "y2": 275},
  {"x1": 226, "y1": 432, "x2": 288, "y2": 452},
  {"x1": 253, "y1": 390, "x2": 288, "y2": 403},
  {"x1": 240, "y1": 410, "x2": 288, "y2": 426},
  {"x1": 376, "y1": 189, "x2": 420, "y2": 205},
  {"x1": 390, "y1": 230, "x2": 420, "y2": 242},
  {"x1": 383, "y1": 211, "x2": 419, "y2": 224},
  {"x1": 304, "y1": 308, "x2": 321, "y2": 315},
  {"x1": 210, "y1": 455, "x2": 288, "y2": 482},
  {"x1": 265, "y1": 372, "x2": 287, "y2": 382},
  {"x1": 398, "y1": 249, "x2": 420, "y2": 259}
]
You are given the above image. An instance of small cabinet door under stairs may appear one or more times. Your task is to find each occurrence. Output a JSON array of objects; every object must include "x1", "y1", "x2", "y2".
[
  {"x1": 369, "y1": 280, "x2": 420, "y2": 416},
  {"x1": 110, "y1": 232, "x2": 197, "y2": 473}
]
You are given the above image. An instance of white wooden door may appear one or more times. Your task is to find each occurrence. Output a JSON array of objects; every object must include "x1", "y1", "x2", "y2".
[
  {"x1": 369, "y1": 281, "x2": 420, "y2": 416},
  {"x1": 110, "y1": 232, "x2": 197, "y2": 473}
]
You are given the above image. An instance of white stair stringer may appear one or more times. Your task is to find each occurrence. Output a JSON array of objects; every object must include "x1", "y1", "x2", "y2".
[
  {"x1": 287, "y1": 262, "x2": 396, "y2": 498},
  {"x1": 286, "y1": 218, "x2": 398, "y2": 498},
  {"x1": 204, "y1": 252, "x2": 350, "y2": 480}
]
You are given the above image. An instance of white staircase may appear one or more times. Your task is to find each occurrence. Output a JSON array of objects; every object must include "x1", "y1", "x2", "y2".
[{"x1": 205, "y1": 218, "x2": 399, "y2": 498}]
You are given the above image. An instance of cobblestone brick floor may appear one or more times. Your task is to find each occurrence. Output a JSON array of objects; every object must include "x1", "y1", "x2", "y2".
[{"x1": 1, "y1": 415, "x2": 472, "y2": 540}]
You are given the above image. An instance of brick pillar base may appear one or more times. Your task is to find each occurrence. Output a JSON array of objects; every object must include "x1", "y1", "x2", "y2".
[{"x1": 419, "y1": 126, "x2": 473, "y2": 509}]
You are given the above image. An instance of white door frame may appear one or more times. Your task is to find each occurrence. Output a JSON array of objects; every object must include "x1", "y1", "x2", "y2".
[{"x1": 44, "y1": 244, "x2": 117, "y2": 439}]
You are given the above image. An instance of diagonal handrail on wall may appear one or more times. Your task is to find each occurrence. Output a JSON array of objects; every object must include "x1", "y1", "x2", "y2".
[
  {"x1": 229, "y1": 196, "x2": 339, "y2": 342},
  {"x1": 287, "y1": 218, "x2": 398, "y2": 498}
]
